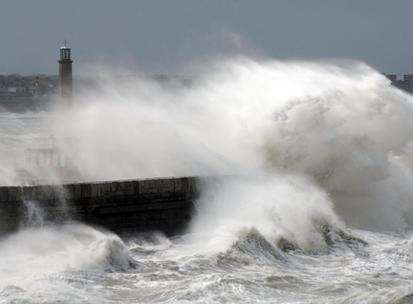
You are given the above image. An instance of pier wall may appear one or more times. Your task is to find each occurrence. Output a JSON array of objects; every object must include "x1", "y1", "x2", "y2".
[{"x1": 0, "y1": 176, "x2": 199, "y2": 236}]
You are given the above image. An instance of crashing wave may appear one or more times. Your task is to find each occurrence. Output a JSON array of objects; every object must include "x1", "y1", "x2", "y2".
[
  {"x1": 215, "y1": 220, "x2": 367, "y2": 268},
  {"x1": 317, "y1": 222, "x2": 367, "y2": 249},
  {"x1": 191, "y1": 174, "x2": 360, "y2": 254},
  {"x1": 0, "y1": 223, "x2": 136, "y2": 289},
  {"x1": 218, "y1": 228, "x2": 287, "y2": 265}
]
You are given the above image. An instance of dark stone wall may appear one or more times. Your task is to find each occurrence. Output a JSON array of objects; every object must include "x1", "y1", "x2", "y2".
[{"x1": 0, "y1": 176, "x2": 199, "y2": 236}]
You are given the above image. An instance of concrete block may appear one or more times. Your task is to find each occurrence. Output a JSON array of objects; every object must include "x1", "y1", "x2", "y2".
[
  {"x1": 188, "y1": 178, "x2": 199, "y2": 198},
  {"x1": 159, "y1": 178, "x2": 175, "y2": 193},
  {"x1": 110, "y1": 181, "x2": 120, "y2": 193},
  {"x1": 0, "y1": 187, "x2": 8, "y2": 202},
  {"x1": 35, "y1": 185, "x2": 56, "y2": 202},
  {"x1": 81, "y1": 183, "x2": 92, "y2": 198},
  {"x1": 90, "y1": 183, "x2": 100, "y2": 198},
  {"x1": 0, "y1": 176, "x2": 198, "y2": 237},
  {"x1": 9, "y1": 187, "x2": 23, "y2": 202},
  {"x1": 174, "y1": 178, "x2": 186, "y2": 193},
  {"x1": 22, "y1": 186, "x2": 34, "y2": 201},
  {"x1": 110, "y1": 181, "x2": 135, "y2": 196},
  {"x1": 91, "y1": 182, "x2": 111, "y2": 197},
  {"x1": 139, "y1": 177, "x2": 195, "y2": 200},
  {"x1": 139, "y1": 179, "x2": 159, "y2": 195},
  {"x1": 65, "y1": 184, "x2": 81, "y2": 200}
]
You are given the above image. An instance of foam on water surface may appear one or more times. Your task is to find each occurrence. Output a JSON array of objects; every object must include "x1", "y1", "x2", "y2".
[{"x1": 1, "y1": 56, "x2": 413, "y2": 303}]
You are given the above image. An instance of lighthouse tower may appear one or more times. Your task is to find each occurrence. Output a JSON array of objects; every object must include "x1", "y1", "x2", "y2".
[{"x1": 58, "y1": 41, "x2": 73, "y2": 99}]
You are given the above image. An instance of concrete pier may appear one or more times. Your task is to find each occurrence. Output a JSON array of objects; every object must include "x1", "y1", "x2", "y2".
[{"x1": 0, "y1": 176, "x2": 199, "y2": 236}]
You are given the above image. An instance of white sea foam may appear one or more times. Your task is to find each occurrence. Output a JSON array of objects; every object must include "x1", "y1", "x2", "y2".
[
  {"x1": 55, "y1": 57, "x2": 413, "y2": 232},
  {"x1": 189, "y1": 174, "x2": 343, "y2": 253},
  {"x1": 0, "y1": 224, "x2": 131, "y2": 289},
  {"x1": 2, "y1": 57, "x2": 413, "y2": 232},
  {"x1": 0, "y1": 56, "x2": 413, "y2": 303}
]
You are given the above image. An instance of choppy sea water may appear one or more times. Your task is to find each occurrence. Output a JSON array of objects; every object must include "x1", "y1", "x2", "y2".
[
  {"x1": 2, "y1": 58, "x2": 413, "y2": 303},
  {"x1": 0, "y1": 223, "x2": 412, "y2": 304}
]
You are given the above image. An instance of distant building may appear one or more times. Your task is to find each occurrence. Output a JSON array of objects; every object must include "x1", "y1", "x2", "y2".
[{"x1": 385, "y1": 74, "x2": 413, "y2": 93}]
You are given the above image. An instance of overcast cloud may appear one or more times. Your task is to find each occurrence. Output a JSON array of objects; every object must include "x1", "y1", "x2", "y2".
[{"x1": 1, "y1": 0, "x2": 412, "y2": 75}]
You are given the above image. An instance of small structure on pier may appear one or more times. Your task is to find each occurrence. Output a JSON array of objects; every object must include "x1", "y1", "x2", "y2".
[
  {"x1": 15, "y1": 136, "x2": 79, "y2": 185},
  {"x1": 58, "y1": 41, "x2": 73, "y2": 99}
]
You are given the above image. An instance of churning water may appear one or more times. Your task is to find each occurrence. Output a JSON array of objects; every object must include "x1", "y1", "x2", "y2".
[{"x1": 1, "y1": 57, "x2": 413, "y2": 303}]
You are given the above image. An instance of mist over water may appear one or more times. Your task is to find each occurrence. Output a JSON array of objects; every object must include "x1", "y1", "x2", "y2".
[{"x1": 2, "y1": 57, "x2": 413, "y2": 303}]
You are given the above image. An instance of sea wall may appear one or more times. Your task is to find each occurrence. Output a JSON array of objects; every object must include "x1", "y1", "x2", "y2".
[{"x1": 0, "y1": 176, "x2": 199, "y2": 236}]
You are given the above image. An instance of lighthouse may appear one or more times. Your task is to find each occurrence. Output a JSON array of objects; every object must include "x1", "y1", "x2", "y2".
[{"x1": 58, "y1": 41, "x2": 73, "y2": 99}]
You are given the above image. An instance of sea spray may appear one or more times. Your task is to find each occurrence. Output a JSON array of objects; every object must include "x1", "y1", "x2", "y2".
[
  {"x1": 21, "y1": 200, "x2": 45, "y2": 227},
  {"x1": 51, "y1": 57, "x2": 413, "y2": 231},
  {"x1": 0, "y1": 58, "x2": 411, "y2": 266},
  {"x1": 189, "y1": 174, "x2": 344, "y2": 253},
  {"x1": 0, "y1": 224, "x2": 133, "y2": 288},
  {"x1": 0, "y1": 56, "x2": 412, "y2": 303},
  {"x1": 19, "y1": 185, "x2": 72, "y2": 228},
  {"x1": 2, "y1": 57, "x2": 413, "y2": 231}
]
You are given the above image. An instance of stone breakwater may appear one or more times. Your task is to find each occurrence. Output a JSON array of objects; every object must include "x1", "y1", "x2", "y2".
[{"x1": 0, "y1": 176, "x2": 199, "y2": 236}]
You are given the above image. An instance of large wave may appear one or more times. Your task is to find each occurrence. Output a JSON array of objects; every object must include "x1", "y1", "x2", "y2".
[
  {"x1": 2, "y1": 56, "x2": 413, "y2": 237},
  {"x1": 0, "y1": 224, "x2": 132, "y2": 290}
]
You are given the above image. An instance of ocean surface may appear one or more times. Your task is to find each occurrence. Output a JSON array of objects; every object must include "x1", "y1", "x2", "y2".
[
  {"x1": 2, "y1": 58, "x2": 413, "y2": 303},
  {"x1": 0, "y1": 222, "x2": 412, "y2": 303}
]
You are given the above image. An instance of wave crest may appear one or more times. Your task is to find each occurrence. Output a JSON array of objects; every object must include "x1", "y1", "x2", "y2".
[{"x1": 0, "y1": 224, "x2": 134, "y2": 289}]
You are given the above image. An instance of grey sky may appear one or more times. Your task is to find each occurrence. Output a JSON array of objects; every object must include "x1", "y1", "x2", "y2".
[{"x1": 1, "y1": 0, "x2": 412, "y2": 75}]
